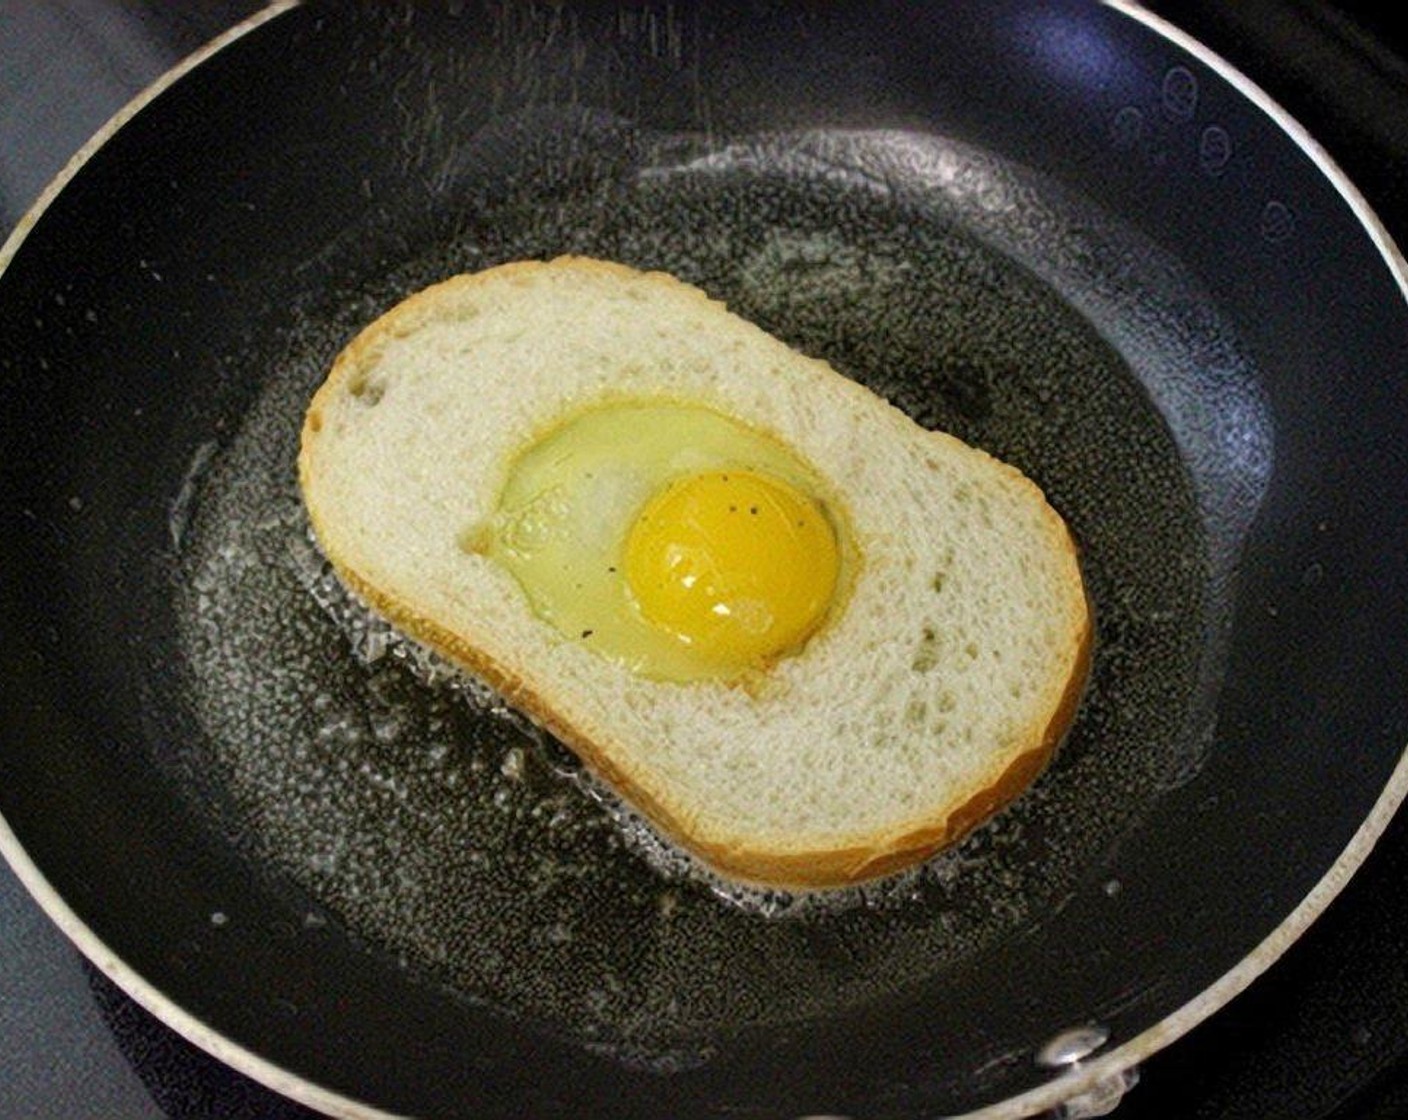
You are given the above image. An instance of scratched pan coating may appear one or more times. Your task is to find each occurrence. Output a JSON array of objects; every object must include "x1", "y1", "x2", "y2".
[{"x1": 3, "y1": 3, "x2": 1407, "y2": 1119}]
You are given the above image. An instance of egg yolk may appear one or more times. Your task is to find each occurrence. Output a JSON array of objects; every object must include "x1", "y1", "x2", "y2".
[{"x1": 624, "y1": 470, "x2": 840, "y2": 668}]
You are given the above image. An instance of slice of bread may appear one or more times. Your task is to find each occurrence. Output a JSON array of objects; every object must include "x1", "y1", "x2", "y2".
[{"x1": 299, "y1": 257, "x2": 1090, "y2": 889}]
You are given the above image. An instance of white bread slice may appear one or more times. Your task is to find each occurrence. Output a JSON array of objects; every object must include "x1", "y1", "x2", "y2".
[{"x1": 299, "y1": 257, "x2": 1090, "y2": 889}]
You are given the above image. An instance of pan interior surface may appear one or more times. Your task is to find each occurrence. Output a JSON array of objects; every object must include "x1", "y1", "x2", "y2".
[
  {"x1": 2, "y1": 3, "x2": 1407, "y2": 1118},
  {"x1": 161, "y1": 125, "x2": 1218, "y2": 1052}
]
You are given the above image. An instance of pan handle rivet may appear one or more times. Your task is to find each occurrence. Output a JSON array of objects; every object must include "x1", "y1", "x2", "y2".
[
  {"x1": 1037, "y1": 1024, "x2": 1110, "y2": 1067},
  {"x1": 1037, "y1": 1025, "x2": 1138, "y2": 1119}
]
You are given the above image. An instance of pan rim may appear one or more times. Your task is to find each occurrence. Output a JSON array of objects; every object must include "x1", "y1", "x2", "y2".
[
  {"x1": 0, "y1": 7, "x2": 401, "y2": 1118},
  {"x1": 0, "y1": 2, "x2": 1406, "y2": 1119},
  {"x1": 0, "y1": 1, "x2": 298, "y2": 276}
]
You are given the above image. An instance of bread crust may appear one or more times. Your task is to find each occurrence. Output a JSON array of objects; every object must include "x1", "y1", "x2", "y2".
[{"x1": 299, "y1": 256, "x2": 1092, "y2": 890}]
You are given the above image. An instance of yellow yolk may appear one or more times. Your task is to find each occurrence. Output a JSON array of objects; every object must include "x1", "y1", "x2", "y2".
[{"x1": 624, "y1": 470, "x2": 840, "y2": 668}]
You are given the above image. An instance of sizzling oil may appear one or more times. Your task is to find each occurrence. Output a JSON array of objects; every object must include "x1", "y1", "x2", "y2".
[{"x1": 161, "y1": 127, "x2": 1247, "y2": 1055}]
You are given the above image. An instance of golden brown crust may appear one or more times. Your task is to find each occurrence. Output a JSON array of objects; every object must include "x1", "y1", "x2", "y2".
[{"x1": 299, "y1": 256, "x2": 1094, "y2": 891}]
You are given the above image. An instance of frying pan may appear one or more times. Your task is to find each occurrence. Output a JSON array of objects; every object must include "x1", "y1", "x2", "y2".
[{"x1": 3, "y1": 2, "x2": 1407, "y2": 1117}]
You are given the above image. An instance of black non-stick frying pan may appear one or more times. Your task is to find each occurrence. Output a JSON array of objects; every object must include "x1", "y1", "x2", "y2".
[{"x1": 3, "y1": 2, "x2": 1408, "y2": 1117}]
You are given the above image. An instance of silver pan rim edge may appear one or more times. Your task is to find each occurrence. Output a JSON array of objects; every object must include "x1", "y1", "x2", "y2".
[
  {"x1": 980, "y1": 2, "x2": 1408, "y2": 1115},
  {"x1": 0, "y1": 6, "x2": 402, "y2": 1118},
  {"x1": 0, "y1": 3, "x2": 1405, "y2": 1119}
]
